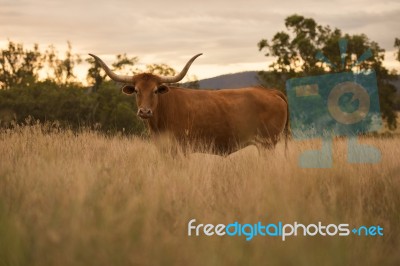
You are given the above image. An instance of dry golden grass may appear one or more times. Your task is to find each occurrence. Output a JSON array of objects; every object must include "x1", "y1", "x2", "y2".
[{"x1": 0, "y1": 124, "x2": 399, "y2": 266}]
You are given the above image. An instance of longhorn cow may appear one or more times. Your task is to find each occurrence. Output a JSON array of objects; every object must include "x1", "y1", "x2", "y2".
[{"x1": 89, "y1": 53, "x2": 289, "y2": 154}]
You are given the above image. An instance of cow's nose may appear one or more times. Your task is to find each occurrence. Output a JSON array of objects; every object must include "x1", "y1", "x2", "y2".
[{"x1": 138, "y1": 108, "x2": 153, "y2": 118}]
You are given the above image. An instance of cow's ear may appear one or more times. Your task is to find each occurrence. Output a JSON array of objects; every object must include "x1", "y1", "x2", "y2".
[
  {"x1": 122, "y1": 85, "x2": 136, "y2": 95},
  {"x1": 156, "y1": 84, "x2": 169, "y2": 94}
]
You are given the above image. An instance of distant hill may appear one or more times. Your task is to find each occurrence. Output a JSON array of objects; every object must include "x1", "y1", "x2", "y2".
[{"x1": 198, "y1": 71, "x2": 260, "y2": 89}]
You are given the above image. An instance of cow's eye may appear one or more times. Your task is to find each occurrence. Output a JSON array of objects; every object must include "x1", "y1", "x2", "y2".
[{"x1": 156, "y1": 85, "x2": 169, "y2": 94}]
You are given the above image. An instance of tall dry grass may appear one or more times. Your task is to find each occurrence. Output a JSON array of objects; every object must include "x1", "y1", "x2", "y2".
[{"x1": 0, "y1": 124, "x2": 399, "y2": 266}]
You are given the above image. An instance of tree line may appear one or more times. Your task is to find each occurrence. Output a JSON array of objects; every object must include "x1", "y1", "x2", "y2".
[{"x1": 0, "y1": 42, "x2": 146, "y2": 134}]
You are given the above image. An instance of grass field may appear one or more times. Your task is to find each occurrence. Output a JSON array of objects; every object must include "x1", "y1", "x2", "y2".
[{"x1": 0, "y1": 124, "x2": 399, "y2": 266}]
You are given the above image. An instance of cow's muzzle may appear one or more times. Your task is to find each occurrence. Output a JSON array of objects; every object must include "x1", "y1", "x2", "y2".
[{"x1": 137, "y1": 108, "x2": 153, "y2": 119}]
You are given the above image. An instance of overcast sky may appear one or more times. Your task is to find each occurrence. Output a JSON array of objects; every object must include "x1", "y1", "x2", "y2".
[{"x1": 1, "y1": 0, "x2": 399, "y2": 81}]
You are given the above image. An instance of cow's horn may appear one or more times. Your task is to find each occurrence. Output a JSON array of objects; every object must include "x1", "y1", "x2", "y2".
[
  {"x1": 159, "y1": 53, "x2": 202, "y2": 83},
  {"x1": 88, "y1": 54, "x2": 133, "y2": 83}
]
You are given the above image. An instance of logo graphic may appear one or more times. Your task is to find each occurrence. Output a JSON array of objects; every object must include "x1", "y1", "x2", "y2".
[
  {"x1": 286, "y1": 39, "x2": 382, "y2": 168},
  {"x1": 188, "y1": 218, "x2": 384, "y2": 241}
]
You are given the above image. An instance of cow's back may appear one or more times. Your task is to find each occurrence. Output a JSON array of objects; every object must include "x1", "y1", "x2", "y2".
[{"x1": 153, "y1": 86, "x2": 288, "y2": 153}]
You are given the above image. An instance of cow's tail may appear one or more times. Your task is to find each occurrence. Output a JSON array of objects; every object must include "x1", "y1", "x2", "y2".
[
  {"x1": 284, "y1": 102, "x2": 290, "y2": 157},
  {"x1": 273, "y1": 89, "x2": 290, "y2": 156},
  {"x1": 283, "y1": 95, "x2": 290, "y2": 157}
]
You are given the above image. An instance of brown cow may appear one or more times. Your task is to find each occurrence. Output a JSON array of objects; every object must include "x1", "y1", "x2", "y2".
[{"x1": 89, "y1": 53, "x2": 289, "y2": 154}]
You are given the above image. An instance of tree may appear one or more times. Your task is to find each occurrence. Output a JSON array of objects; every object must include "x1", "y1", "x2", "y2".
[
  {"x1": 146, "y1": 63, "x2": 176, "y2": 76},
  {"x1": 258, "y1": 14, "x2": 398, "y2": 130},
  {"x1": 41, "y1": 42, "x2": 82, "y2": 85},
  {"x1": 112, "y1": 53, "x2": 139, "y2": 74},
  {"x1": 0, "y1": 41, "x2": 84, "y2": 89},
  {"x1": 43, "y1": 42, "x2": 82, "y2": 85},
  {"x1": 146, "y1": 64, "x2": 199, "y2": 89},
  {"x1": 395, "y1": 38, "x2": 400, "y2": 62},
  {"x1": 56, "y1": 42, "x2": 82, "y2": 84},
  {"x1": 0, "y1": 41, "x2": 43, "y2": 89}
]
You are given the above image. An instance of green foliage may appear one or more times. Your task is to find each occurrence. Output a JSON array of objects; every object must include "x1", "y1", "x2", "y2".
[
  {"x1": 0, "y1": 81, "x2": 146, "y2": 135},
  {"x1": 0, "y1": 41, "x2": 42, "y2": 89},
  {"x1": 258, "y1": 14, "x2": 398, "y2": 130},
  {"x1": 112, "y1": 53, "x2": 139, "y2": 72},
  {"x1": 146, "y1": 63, "x2": 176, "y2": 77},
  {"x1": 0, "y1": 40, "x2": 84, "y2": 89}
]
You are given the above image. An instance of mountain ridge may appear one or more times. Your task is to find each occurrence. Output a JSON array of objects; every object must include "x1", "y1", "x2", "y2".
[{"x1": 198, "y1": 71, "x2": 260, "y2": 89}]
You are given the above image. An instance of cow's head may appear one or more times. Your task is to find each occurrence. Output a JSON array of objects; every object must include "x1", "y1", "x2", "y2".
[{"x1": 89, "y1": 53, "x2": 202, "y2": 119}]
